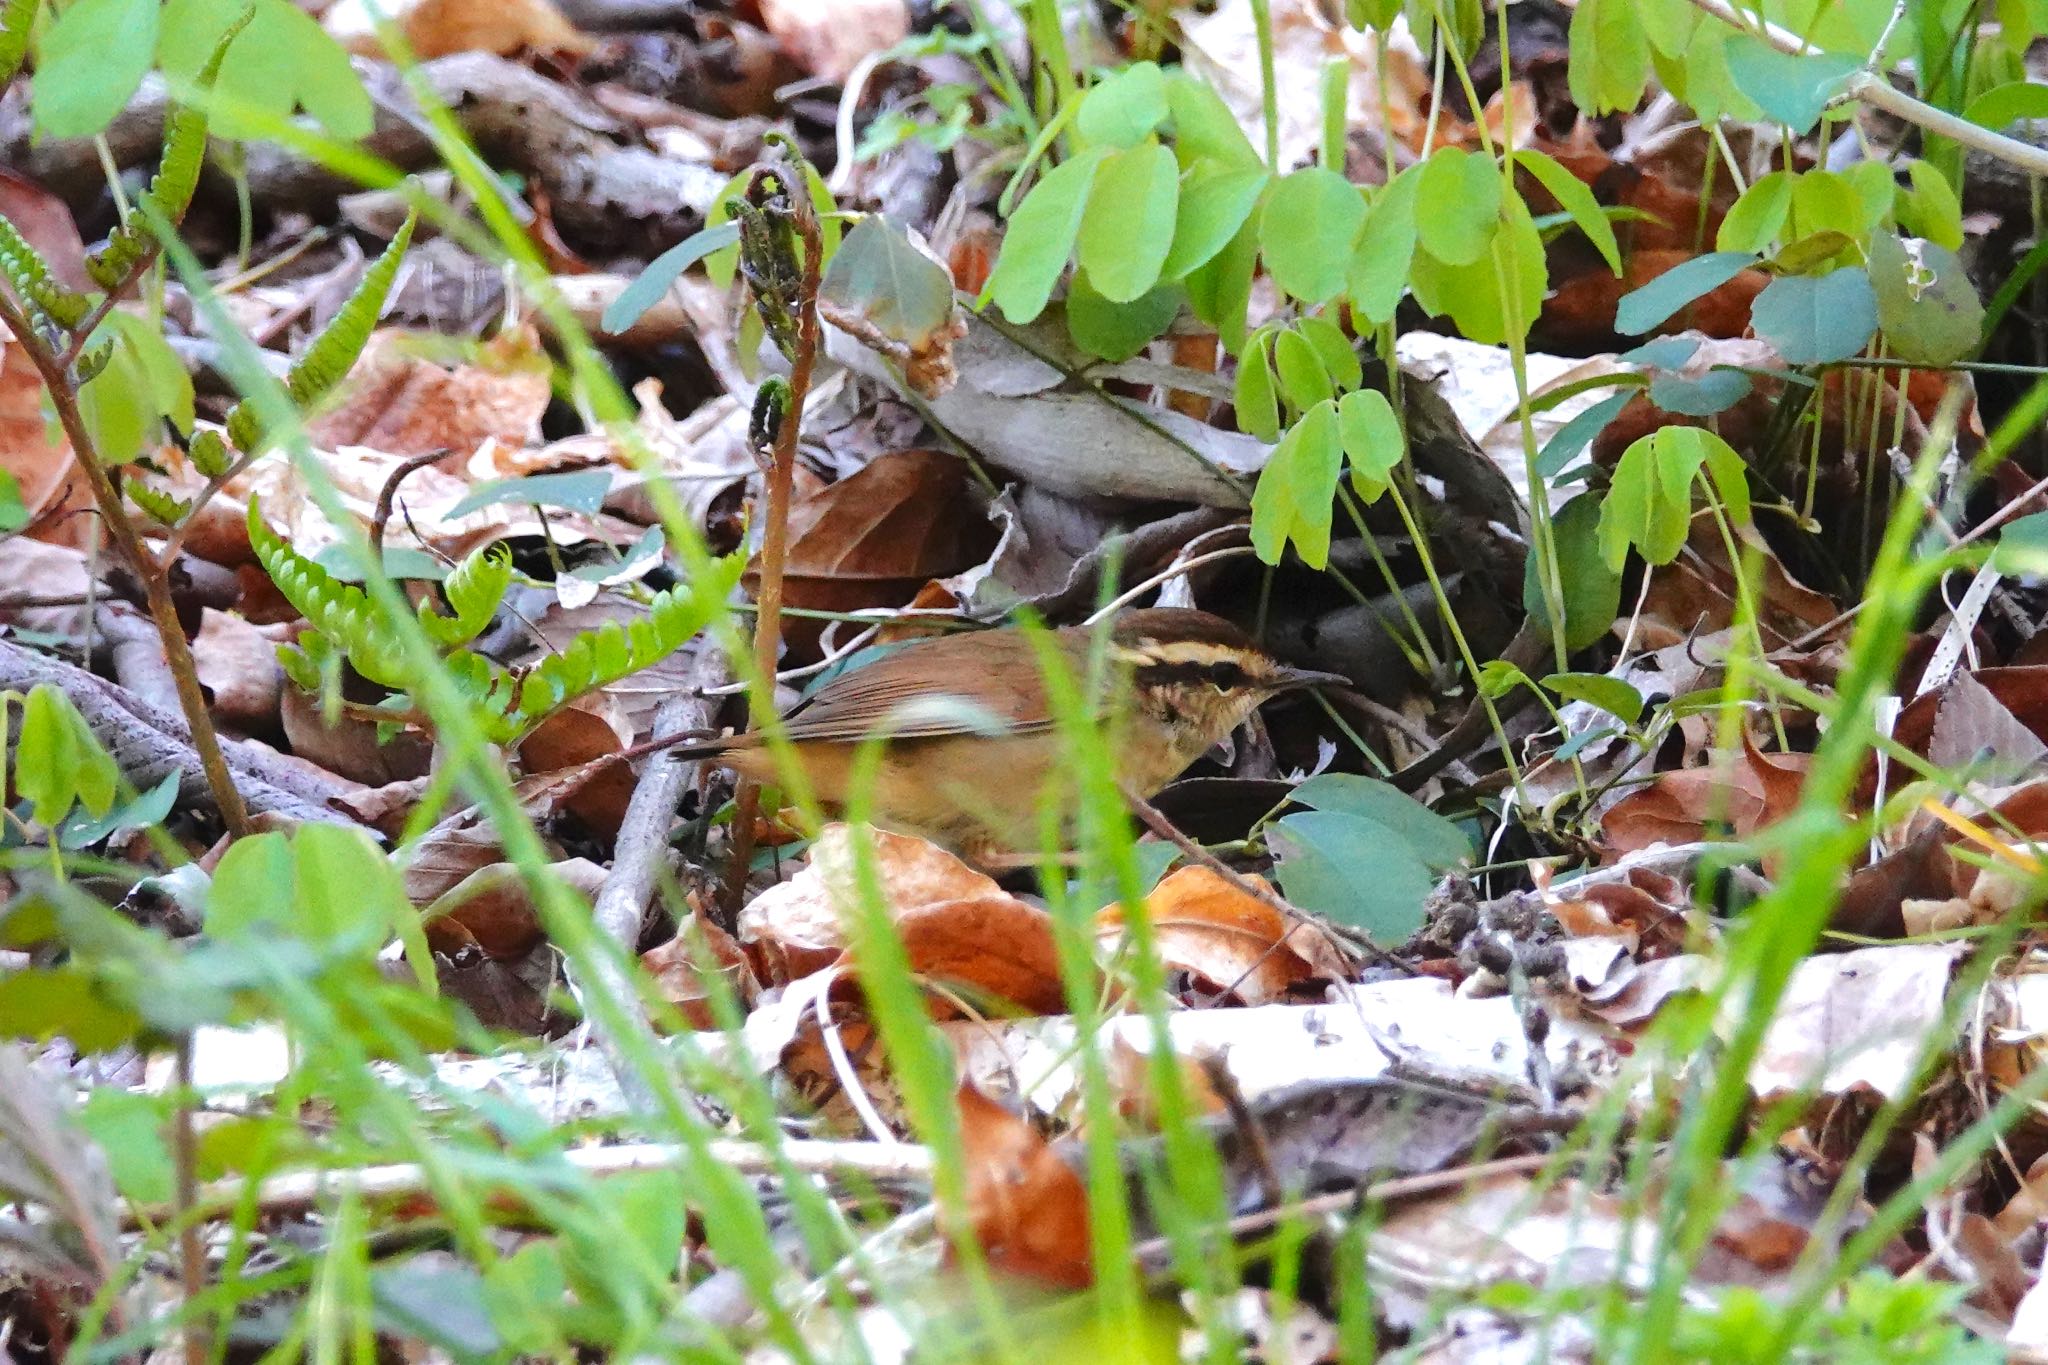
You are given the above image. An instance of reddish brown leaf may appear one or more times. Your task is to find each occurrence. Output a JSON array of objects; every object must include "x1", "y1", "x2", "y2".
[{"x1": 953, "y1": 1083, "x2": 1093, "y2": 1288}]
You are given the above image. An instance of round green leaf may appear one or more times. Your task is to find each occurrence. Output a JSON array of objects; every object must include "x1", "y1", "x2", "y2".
[
  {"x1": 1868, "y1": 232, "x2": 1984, "y2": 367},
  {"x1": 1526, "y1": 492, "x2": 1622, "y2": 651},
  {"x1": 819, "y1": 215, "x2": 957, "y2": 347},
  {"x1": 1338, "y1": 388, "x2": 1401, "y2": 500},
  {"x1": 1964, "y1": 79, "x2": 2048, "y2": 131},
  {"x1": 1249, "y1": 399, "x2": 1341, "y2": 567},
  {"x1": 160, "y1": 0, "x2": 371, "y2": 141},
  {"x1": 1516, "y1": 148, "x2": 1620, "y2": 274},
  {"x1": 1259, "y1": 168, "x2": 1366, "y2": 304},
  {"x1": 1269, "y1": 810, "x2": 1434, "y2": 939},
  {"x1": 1415, "y1": 147, "x2": 1502, "y2": 266},
  {"x1": 1234, "y1": 332, "x2": 1280, "y2": 441},
  {"x1": 1544, "y1": 671, "x2": 1645, "y2": 724},
  {"x1": 1296, "y1": 314, "x2": 1363, "y2": 392},
  {"x1": 1750, "y1": 267, "x2": 1878, "y2": 364},
  {"x1": 1077, "y1": 142, "x2": 1179, "y2": 303},
  {"x1": 1898, "y1": 160, "x2": 1964, "y2": 252},
  {"x1": 1288, "y1": 774, "x2": 1473, "y2": 871},
  {"x1": 1077, "y1": 61, "x2": 1168, "y2": 149}
]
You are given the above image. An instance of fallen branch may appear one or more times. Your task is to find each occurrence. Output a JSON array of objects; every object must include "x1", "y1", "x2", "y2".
[
  {"x1": 124, "y1": 1136, "x2": 935, "y2": 1229},
  {"x1": 0, "y1": 639, "x2": 362, "y2": 828}
]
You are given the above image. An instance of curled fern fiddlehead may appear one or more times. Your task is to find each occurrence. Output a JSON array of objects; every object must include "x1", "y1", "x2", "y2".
[
  {"x1": 228, "y1": 212, "x2": 416, "y2": 454},
  {"x1": 247, "y1": 498, "x2": 410, "y2": 687},
  {"x1": 418, "y1": 543, "x2": 513, "y2": 648},
  {"x1": 0, "y1": 215, "x2": 89, "y2": 333}
]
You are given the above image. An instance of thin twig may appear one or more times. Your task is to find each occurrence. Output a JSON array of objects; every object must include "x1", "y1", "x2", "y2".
[
  {"x1": 1680, "y1": 0, "x2": 2048, "y2": 177},
  {"x1": 171, "y1": 1038, "x2": 209, "y2": 1365},
  {"x1": 368, "y1": 448, "x2": 452, "y2": 571}
]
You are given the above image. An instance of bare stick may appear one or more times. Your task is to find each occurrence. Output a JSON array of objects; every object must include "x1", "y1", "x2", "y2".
[
  {"x1": 125, "y1": 1136, "x2": 936, "y2": 1229},
  {"x1": 725, "y1": 162, "x2": 825, "y2": 911}
]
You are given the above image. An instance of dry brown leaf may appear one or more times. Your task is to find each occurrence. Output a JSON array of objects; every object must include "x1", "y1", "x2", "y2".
[
  {"x1": 326, "y1": 0, "x2": 591, "y2": 58},
  {"x1": 642, "y1": 916, "x2": 758, "y2": 1029},
  {"x1": 515, "y1": 701, "x2": 637, "y2": 842},
  {"x1": 883, "y1": 897, "x2": 1066, "y2": 1016},
  {"x1": 194, "y1": 609, "x2": 286, "y2": 734},
  {"x1": 1096, "y1": 866, "x2": 1346, "y2": 1005},
  {"x1": 0, "y1": 334, "x2": 92, "y2": 547},
  {"x1": 953, "y1": 1083, "x2": 1093, "y2": 1288},
  {"x1": 755, "y1": 449, "x2": 997, "y2": 661},
  {"x1": 1600, "y1": 735, "x2": 1807, "y2": 859},
  {"x1": 420, "y1": 857, "x2": 608, "y2": 960},
  {"x1": 736, "y1": 824, "x2": 1007, "y2": 984},
  {"x1": 307, "y1": 325, "x2": 553, "y2": 464}
]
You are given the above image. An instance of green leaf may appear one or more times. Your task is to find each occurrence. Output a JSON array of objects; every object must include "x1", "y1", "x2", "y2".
[
  {"x1": 1750, "y1": 267, "x2": 1878, "y2": 364},
  {"x1": 159, "y1": 0, "x2": 371, "y2": 141},
  {"x1": 1165, "y1": 70, "x2": 1263, "y2": 168},
  {"x1": 1723, "y1": 34, "x2": 1859, "y2": 133},
  {"x1": 1597, "y1": 425, "x2": 1744, "y2": 570},
  {"x1": 1077, "y1": 142, "x2": 1179, "y2": 302},
  {"x1": 446, "y1": 469, "x2": 614, "y2": 519},
  {"x1": 1076, "y1": 60, "x2": 1168, "y2": 148},
  {"x1": 1566, "y1": 0, "x2": 1650, "y2": 115},
  {"x1": 1897, "y1": 160, "x2": 1965, "y2": 252},
  {"x1": 1408, "y1": 189, "x2": 1546, "y2": 346},
  {"x1": 1337, "y1": 388, "x2": 1401, "y2": 501},
  {"x1": 1233, "y1": 331, "x2": 1279, "y2": 441},
  {"x1": 1346, "y1": 167, "x2": 1421, "y2": 325},
  {"x1": 1526, "y1": 492, "x2": 1621, "y2": 650},
  {"x1": 34, "y1": 0, "x2": 156, "y2": 136},
  {"x1": 1614, "y1": 252, "x2": 1758, "y2": 334},
  {"x1": 603, "y1": 223, "x2": 741, "y2": 334},
  {"x1": 1249, "y1": 398, "x2": 1341, "y2": 568},
  {"x1": 1648, "y1": 367, "x2": 1752, "y2": 417},
  {"x1": 1185, "y1": 216, "x2": 1259, "y2": 353},
  {"x1": 79, "y1": 1091, "x2": 175, "y2": 1204},
  {"x1": 1516, "y1": 149, "x2": 1620, "y2": 274},
  {"x1": 1788, "y1": 169, "x2": 1873, "y2": 243},
  {"x1": 0, "y1": 968, "x2": 141, "y2": 1051},
  {"x1": 989, "y1": 147, "x2": 1110, "y2": 323},
  {"x1": 1067, "y1": 275, "x2": 1182, "y2": 362},
  {"x1": 1868, "y1": 232, "x2": 1984, "y2": 367},
  {"x1": 1269, "y1": 810, "x2": 1434, "y2": 939},
  {"x1": 1296, "y1": 314, "x2": 1362, "y2": 392},
  {"x1": 1415, "y1": 148, "x2": 1501, "y2": 266},
  {"x1": 1963, "y1": 79, "x2": 2048, "y2": 130},
  {"x1": 1992, "y1": 511, "x2": 2048, "y2": 575},
  {"x1": 18, "y1": 685, "x2": 117, "y2": 827},
  {"x1": 1535, "y1": 389, "x2": 1632, "y2": 480},
  {"x1": 0, "y1": 470, "x2": 24, "y2": 532},
  {"x1": 1272, "y1": 327, "x2": 1333, "y2": 412},
  {"x1": 1259, "y1": 168, "x2": 1365, "y2": 304},
  {"x1": 1544, "y1": 671, "x2": 1644, "y2": 724},
  {"x1": 819, "y1": 214, "x2": 957, "y2": 348},
  {"x1": 1287, "y1": 773, "x2": 1472, "y2": 870},
  {"x1": 1160, "y1": 165, "x2": 1268, "y2": 280},
  {"x1": 0, "y1": 0, "x2": 36, "y2": 88},
  {"x1": 1717, "y1": 170, "x2": 1794, "y2": 253},
  {"x1": 57, "y1": 772, "x2": 179, "y2": 849}
]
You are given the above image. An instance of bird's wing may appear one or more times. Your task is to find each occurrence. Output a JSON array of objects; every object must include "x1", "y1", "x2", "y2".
[{"x1": 776, "y1": 628, "x2": 1079, "y2": 743}]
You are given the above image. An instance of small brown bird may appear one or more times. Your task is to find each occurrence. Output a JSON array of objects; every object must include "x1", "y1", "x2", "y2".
[{"x1": 669, "y1": 608, "x2": 1347, "y2": 856}]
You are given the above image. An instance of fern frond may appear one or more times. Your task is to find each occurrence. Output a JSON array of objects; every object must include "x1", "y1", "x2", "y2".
[
  {"x1": 73, "y1": 338, "x2": 113, "y2": 383},
  {"x1": 0, "y1": 214, "x2": 88, "y2": 333},
  {"x1": 87, "y1": 11, "x2": 251, "y2": 291},
  {"x1": 0, "y1": 0, "x2": 35, "y2": 90},
  {"x1": 246, "y1": 498, "x2": 410, "y2": 687},
  {"x1": 502, "y1": 554, "x2": 742, "y2": 739},
  {"x1": 187, "y1": 428, "x2": 232, "y2": 478},
  {"x1": 127, "y1": 477, "x2": 190, "y2": 527},
  {"x1": 229, "y1": 213, "x2": 412, "y2": 454},
  {"x1": 419, "y1": 542, "x2": 511, "y2": 648}
]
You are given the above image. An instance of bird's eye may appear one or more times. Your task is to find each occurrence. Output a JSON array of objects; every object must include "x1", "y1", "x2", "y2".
[{"x1": 1209, "y1": 661, "x2": 1247, "y2": 690}]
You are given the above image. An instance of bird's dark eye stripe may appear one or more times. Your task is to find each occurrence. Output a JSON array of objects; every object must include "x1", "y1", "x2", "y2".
[{"x1": 1135, "y1": 660, "x2": 1254, "y2": 690}]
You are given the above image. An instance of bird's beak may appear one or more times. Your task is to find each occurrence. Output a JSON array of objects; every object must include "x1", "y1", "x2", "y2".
[{"x1": 1268, "y1": 664, "x2": 1351, "y2": 693}]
